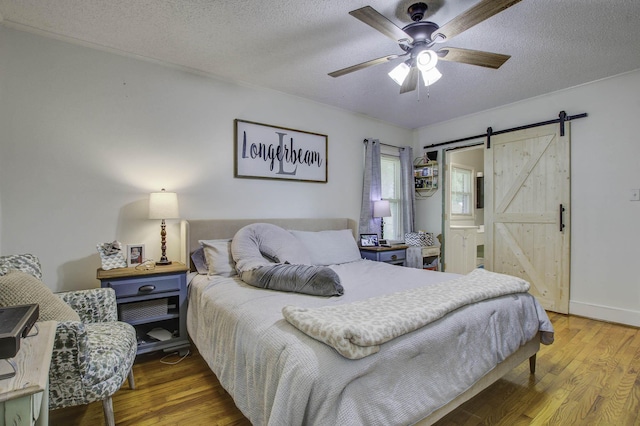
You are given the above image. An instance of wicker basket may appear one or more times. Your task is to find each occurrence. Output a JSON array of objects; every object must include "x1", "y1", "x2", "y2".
[
  {"x1": 120, "y1": 299, "x2": 168, "y2": 321},
  {"x1": 405, "y1": 232, "x2": 434, "y2": 246}
]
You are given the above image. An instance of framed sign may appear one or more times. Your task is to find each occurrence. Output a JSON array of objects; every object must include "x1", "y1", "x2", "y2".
[{"x1": 235, "y1": 119, "x2": 328, "y2": 183}]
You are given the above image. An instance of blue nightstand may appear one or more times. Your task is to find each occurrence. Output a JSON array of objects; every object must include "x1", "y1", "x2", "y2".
[{"x1": 359, "y1": 245, "x2": 408, "y2": 266}]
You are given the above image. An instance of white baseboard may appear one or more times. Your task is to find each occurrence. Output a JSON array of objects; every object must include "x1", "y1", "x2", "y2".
[{"x1": 570, "y1": 301, "x2": 640, "y2": 327}]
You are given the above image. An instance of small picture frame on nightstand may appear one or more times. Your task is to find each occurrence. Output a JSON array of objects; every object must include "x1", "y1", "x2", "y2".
[
  {"x1": 360, "y1": 233, "x2": 379, "y2": 247},
  {"x1": 126, "y1": 244, "x2": 145, "y2": 267}
]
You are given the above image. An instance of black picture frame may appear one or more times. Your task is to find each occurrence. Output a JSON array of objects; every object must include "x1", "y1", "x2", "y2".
[
  {"x1": 234, "y1": 119, "x2": 328, "y2": 183},
  {"x1": 360, "y1": 233, "x2": 379, "y2": 247}
]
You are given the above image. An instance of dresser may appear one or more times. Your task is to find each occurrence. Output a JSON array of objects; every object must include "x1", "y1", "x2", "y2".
[
  {"x1": 0, "y1": 320, "x2": 56, "y2": 426},
  {"x1": 359, "y1": 245, "x2": 408, "y2": 266}
]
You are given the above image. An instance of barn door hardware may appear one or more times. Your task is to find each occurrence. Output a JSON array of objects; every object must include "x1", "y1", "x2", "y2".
[
  {"x1": 424, "y1": 111, "x2": 588, "y2": 150},
  {"x1": 559, "y1": 204, "x2": 566, "y2": 232}
]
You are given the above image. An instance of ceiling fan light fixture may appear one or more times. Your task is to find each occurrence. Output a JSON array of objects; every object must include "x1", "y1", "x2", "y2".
[
  {"x1": 388, "y1": 62, "x2": 411, "y2": 85},
  {"x1": 331, "y1": 1, "x2": 522, "y2": 94},
  {"x1": 421, "y1": 67, "x2": 442, "y2": 86},
  {"x1": 416, "y1": 49, "x2": 438, "y2": 71}
]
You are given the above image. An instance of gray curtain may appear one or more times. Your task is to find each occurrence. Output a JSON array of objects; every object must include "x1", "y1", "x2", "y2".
[
  {"x1": 400, "y1": 146, "x2": 415, "y2": 235},
  {"x1": 359, "y1": 139, "x2": 382, "y2": 236}
]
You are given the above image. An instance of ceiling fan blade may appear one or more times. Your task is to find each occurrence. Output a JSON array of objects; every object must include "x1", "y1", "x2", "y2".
[
  {"x1": 328, "y1": 54, "x2": 401, "y2": 78},
  {"x1": 349, "y1": 6, "x2": 413, "y2": 44},
  {"x1": 432, "y1": 0, "x2": 523, "y2": 41},
  {"x1": 400, "y1": 66, "x2": 419, "y2": 94},
  {"x1": 437, "y1": 47, "x2": 510, "y2": 69}
]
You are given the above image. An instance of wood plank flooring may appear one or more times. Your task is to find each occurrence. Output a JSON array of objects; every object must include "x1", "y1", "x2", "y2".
[{"x1": 50, "y1": 312, "x2": 640, "y2": 425}]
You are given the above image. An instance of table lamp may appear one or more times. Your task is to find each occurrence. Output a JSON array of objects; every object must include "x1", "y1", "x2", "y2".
[
  {"x1": 373, "y1": 200, "x2": 392, "y2": 240},
  {"x1": 149, "y1": 189, "x2": 180, "y2": 265}
]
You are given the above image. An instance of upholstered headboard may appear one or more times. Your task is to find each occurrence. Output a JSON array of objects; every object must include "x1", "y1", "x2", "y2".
[{"x1": 180, "y1": 218, "x2": 358, "y2": 271}]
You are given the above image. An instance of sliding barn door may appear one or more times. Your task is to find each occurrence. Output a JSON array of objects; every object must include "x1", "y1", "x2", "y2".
[{"x1": 484, "y1": 123, "x2": 570, "y2": 313}]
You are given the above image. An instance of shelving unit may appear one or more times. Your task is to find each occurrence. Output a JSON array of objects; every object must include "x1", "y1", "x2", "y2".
[
  {"x1": 421, "y1": 245, "x2": 440, "y2": 271},
  {"x1": 414, "y1": 157, "x2": 439, "y2": 198}
]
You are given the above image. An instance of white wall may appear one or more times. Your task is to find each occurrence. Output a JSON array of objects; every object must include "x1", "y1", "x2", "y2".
[
  {"x1": 415, "y1": 69, "x2": 640, "y2": 326},
  {"x1": 0, "y1": 27, "x2": 412, "y2": 292}
]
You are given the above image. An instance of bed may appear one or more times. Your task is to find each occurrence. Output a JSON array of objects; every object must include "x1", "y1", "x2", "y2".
[{"x1": 180, "y1": 218, "x2": 553, "y2": 425}]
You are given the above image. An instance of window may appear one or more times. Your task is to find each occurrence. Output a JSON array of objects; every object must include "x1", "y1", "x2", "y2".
[
  {"x1": 451, "y1": 164, "x2": 474, "y2": 218},
  {"x1": 380, "y1": 155, "x2": 402, "y2": 240}
]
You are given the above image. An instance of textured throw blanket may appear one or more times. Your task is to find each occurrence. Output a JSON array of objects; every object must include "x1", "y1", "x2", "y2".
[{"x1": 283, "y1": 268, "x2": 530, "y2": 359}]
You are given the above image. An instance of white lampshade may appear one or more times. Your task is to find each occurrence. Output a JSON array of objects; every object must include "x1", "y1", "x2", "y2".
[
  {"x1": 388, "y1": 62, "x2": 411, "y2": 86},
  {"x1": 389, "y1": 52, "x2": 441, "y2": 87},
  {"x1": 416, "y1": 49, "x2": 438, "y2": 72},
  {"x1": 421, "y1": 67, "x2": 442, "y2": 87},
  {"x1": 149, "y1": 189, "x2": 180, "y2": 220},
  {"x1": 373, "y1": 200, "x2": 392, "y2": 218}
]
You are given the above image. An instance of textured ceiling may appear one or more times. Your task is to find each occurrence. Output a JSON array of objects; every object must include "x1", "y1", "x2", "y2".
[{"x1": 1, "y1": 0, "x2": 640, "y2": 129}]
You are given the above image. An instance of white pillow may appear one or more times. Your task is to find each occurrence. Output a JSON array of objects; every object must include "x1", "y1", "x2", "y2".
[
  {"x1": 289, "y1": 229, "x2": 361, "y2": 266},
  {"x1": 190, "y1": 248, "x2": 208, "y2": 274},
  {"x1": 199, "y1": 239, "x2": 236, "y2": 277}
]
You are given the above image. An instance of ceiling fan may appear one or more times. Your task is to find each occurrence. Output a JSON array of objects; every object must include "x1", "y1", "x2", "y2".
[{"x1": 329, "y1": 0, "x2": 522, "y2": 94}]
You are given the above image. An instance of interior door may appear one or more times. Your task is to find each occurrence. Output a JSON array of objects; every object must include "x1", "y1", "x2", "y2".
[
  {"x1": 484, "y1": 123, "x2": 570, "y2": 313},
  {"x1": 443, "y1": 147, "x2": 482, "y2": 274}
]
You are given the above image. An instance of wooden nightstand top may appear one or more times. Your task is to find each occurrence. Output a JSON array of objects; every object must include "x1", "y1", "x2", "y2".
[
  {"x1": 359, "y1": 245, "x2": 408, "y2": 252},
  {"x1": 97, "y1": 261, "x2": 188, "y2": 280}
]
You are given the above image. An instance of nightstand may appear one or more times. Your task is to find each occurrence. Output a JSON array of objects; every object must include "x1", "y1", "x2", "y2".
[
  {"x1": 421, "y1": 245, "x2": 441, "y2": 271},
  {"x1": 97, "y1": 262, "x2": 190, "y2": 355},
  {"x1": 359, "y1": 245, "x2": 408, "y2": 266}
]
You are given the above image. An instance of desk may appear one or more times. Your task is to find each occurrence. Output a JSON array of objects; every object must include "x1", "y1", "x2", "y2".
[{"x1": 0, "y1": 321, "x2": 56, "y2": 426}]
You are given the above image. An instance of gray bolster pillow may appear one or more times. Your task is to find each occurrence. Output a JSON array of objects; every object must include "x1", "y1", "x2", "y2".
[{"x1": 240, "y1": 263, "x2": 343, "y2": 297}]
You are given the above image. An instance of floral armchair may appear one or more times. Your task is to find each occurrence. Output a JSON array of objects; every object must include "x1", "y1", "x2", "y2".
[
  {"x1": 52, "y1": 287, "x2": 137, "y2": 425},
  {"x1": 0, "y1": 254, "x2": 137, "y2": 426}
]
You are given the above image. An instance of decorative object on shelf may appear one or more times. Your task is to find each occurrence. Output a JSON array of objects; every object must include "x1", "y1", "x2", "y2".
[
  {"x1": 126, "y1": 244, "x2": 145, "y2": 267},
  {"x1": 149, "y1": 189, "x2": 180, "y2": 265},
  {"x1": 414, "y1": 156, "x2": 439, "y2": 198},
  {"x1": 97, "y1": 241, "x2": 127, "y2": 270},
  {"x1": 234, "y1": 119, "x2": 328, "y2": 183},
  {"x1": 405, "y1": 231, "x2": 434, "y2": 246},
  {"x1": 373, "y1": 200, "x2": 392, "y2": 239}
]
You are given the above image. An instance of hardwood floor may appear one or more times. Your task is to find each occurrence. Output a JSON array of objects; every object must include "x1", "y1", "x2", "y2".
[{"x1": 50, "y1": 312, "x2": 640, "y2": 425}]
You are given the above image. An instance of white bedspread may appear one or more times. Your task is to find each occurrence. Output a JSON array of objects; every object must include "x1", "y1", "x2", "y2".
[{"x1": 187, "y1": 260, "x2": 552, "y2": 426}]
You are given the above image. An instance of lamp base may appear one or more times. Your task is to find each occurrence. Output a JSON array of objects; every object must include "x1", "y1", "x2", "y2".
[{"x1": 156, "y1": 219, "x2": 172, "y2": 266}]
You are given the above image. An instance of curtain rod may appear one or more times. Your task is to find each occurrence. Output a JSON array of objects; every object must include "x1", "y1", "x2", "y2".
[
  {"x1": 423, "y1": 111, "x2": 588, "y2": 150},
  {"x1": 363, "y1": 139, "x2": 406, "y2": 150}
]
